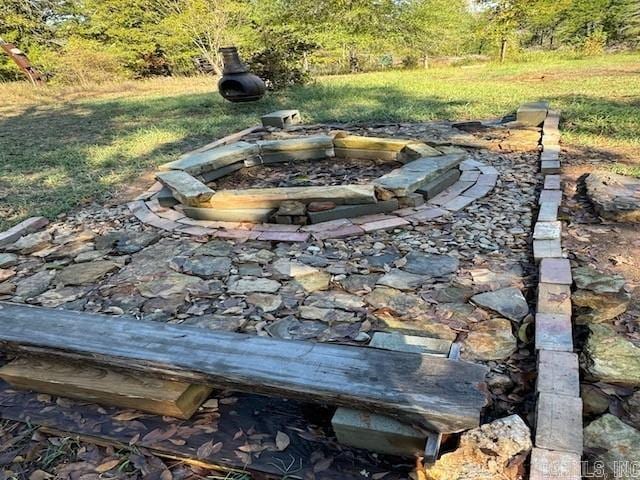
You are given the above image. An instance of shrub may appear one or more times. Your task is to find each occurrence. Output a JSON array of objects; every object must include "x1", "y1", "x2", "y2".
[{"x1": 581, "y1": 29, "x2": 608, "y2": 56}]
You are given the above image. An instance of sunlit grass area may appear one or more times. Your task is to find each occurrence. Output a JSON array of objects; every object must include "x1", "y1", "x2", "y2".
[{"x1": 1, "y1": 52, "x2": 639, "y2": 229}]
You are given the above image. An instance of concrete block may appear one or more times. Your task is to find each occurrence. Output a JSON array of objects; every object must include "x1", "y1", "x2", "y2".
[
  {"x1": 369, "y1": 332, "x2": 451, "y2": 357},
  {"x1": 543, "y1": 175, "x2": 562, "y2": 190},
  {"x1": 529, "y1": 448, "x2": 581, "y2": 480},
  {"x1": 261, "y1": 109, "x2": 301, "y2": 129},
  {"x1": 538, "y1": 202, "x2": 559, "y2": 222},
  {"x1": 535, "y1": 393, "x2": 583, "y2": 455},
  {"x1": 535, "y1": 313, "x2": 573, "y2": 352},
  {"x1": 538, "y1": 283, "x2": 572, "y2": 316},
  {"x1": 331, "y1": 407, "x2": 424, "y2": 457},
  {"x1": 533, "y1": 221, "x2": 561, "y2": 240},
  {"x1": 307, "y1": 200, "x2": 399, "y2": 224},
  {"x1": 517, "y1": 101, "x2": 549, "y2": 126},
  {"x1": 541, "y1": 160, "x2": 561, "y2": 174},
  {"x1": 534, "y1": 239, "x2": 562, "y2": 261},
  {"x1": 537, "y1": 350, "x2": 580, "y2": 397},
  {"x1": 539, "y1": 189, "x2": 563, "y2": 205},
  {"x1": 539, "y1": 258, "x2": 572, "y2": 285}
]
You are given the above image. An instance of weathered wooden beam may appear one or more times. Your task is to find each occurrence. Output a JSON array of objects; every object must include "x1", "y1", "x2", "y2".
[
  {"x1": 0, "y1": 302, "x2": 488, "y2": 433},
  {"x1": 156, "y1": 170, "x2": 215, "y2": 207},
  {"x1": 334, "y1": 135, "x2": 412, "y2": 152},
  {"x1": 205, "y1": 185, "x2": 378, "y2": 209},
  {"x1": 0, "y1": 357, "x2": 211, "y2": 419}
]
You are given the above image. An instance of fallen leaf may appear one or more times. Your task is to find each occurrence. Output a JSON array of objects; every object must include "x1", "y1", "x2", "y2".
[
  {"x1": 168, "y1": 438, "x2": 186, "y2": 446},
  {"x1": 29, "y1": 470, "x2": 53, "y2": 480},
  {"x1": 129, "y1": 433, "x2": 140, "y2": 446},
  {"x1": 160, "y1": 470, "x2": 173, "y2": 480},
  {"x1": 275, "y1": 431, "x2": 290, "y2": 451},
  {"x1": 95, "y1": 459, "x2": 121, "y2": 473},
  {"x1": 313, "y1": 457, "x2": 333, "y2": 473},
  {"x1": 113, "y1": 411, "x2": 145, "y2": 421}
]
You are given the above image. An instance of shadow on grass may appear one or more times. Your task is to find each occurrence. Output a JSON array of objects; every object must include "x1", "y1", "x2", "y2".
[{"x1": 0, "y1": 83, "x2": 469, "y2": 229}]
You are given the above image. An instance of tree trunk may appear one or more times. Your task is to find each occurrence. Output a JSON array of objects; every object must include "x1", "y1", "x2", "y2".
[
  {"x1": 499, "y1": 38, "x2": 508, "y2": 63},
  {"x1": 423, "y1": 53, "x2": 429, "y2": 69}
]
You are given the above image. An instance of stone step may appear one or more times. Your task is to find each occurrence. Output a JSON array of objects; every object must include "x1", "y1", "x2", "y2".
[
  {"x1": 156, "y1": 170, "x2": 215, "y2": 207},
  {"x1": 375, "y1": 154, "x2": 465, "y2": 196},
  {"x1": 307, "y1": 200, "x2": 399, "y2": 223},
  {"x1": 182, "y1": 206, "x2": 275, "y2": 223},
  {"x1": 159, "y1": 142, "x2": 259, "y2": 175}
]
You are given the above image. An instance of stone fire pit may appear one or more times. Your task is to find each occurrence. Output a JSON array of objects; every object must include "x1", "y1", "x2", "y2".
[{"x1": 150, "y1": 130, "x2": 499, "y2": 237}]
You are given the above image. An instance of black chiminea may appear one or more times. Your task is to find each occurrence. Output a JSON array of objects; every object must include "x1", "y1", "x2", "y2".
[{"x1": 218, "y1": 47, "x2": 266, "y2": 103}]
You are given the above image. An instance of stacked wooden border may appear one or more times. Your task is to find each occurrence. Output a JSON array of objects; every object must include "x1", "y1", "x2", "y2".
[{"x1": 530, "y1": 108, "x2": 583, "y2": 479}]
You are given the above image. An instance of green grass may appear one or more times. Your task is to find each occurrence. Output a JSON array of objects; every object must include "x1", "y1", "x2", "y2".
[{"x1": 1, "y1": 52, "x2": 639, "y2": 230}]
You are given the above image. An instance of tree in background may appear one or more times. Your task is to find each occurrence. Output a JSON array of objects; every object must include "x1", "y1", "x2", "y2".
[{"x1": 398, "y1": 0, "x2": 473, "y2": 68}]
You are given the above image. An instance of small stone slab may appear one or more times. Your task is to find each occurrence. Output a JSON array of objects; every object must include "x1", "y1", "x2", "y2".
[
  {"x1": 471, "y1": 287, "x2": 529, "y2": 322},
  {"x1": 214, "y1": 229, "x2": 260, "y2": 241},
  {"x1": 443, "y1": 195, "x2": 475, "y2": 212},
  {"x1": 535, "y1": 393, "x2": 583, "y2": 455},
  {"x1": 428, "y1": 181, "x2": 475, "y2": 206},
  {"x1": 535, "y1": 313, "x2": 573, "y2": 352},
  {"x1": 537, "y1": 350, "x2": 579, "y2": 397},
  {"x1": 156, "y1": 170, "x2": 215, "y2": 207},
  {"x1": 479, "y1": 165, "x2": 499, "y2": 175},
  {"x1": 0, "y1": 217, "x2": 49, "y2": 248},
  {"x1": 517, "y1": 101, "x2": 549, "y2": 126},
  {"x1": 312, "y1": 224, "x2": 365, "y2": 241},
  {"x1": 153, "y1": 186, "x2": 179, "y2": 208},
  {"x1": 307, "y1": 200, "x2": 399, "y2": 224},
  {"x1": 407, "y1": 207, "x2": 449, "y2": 222},
  {"x1": 476, "y1": 173, "x2": 498, "y2": 186},
  {"x1": 539, "y1": 258, "x2": 572, "y2": 285},
  {"x1": 397, "y1": 193, "x2": 425, "y2": 208},
  {"x1": 128, "y1": 201, "x2": 182, "y2": 231},
  {"x1": 460, "y1": 183, "x2": 494, "y2": 199},
  {"x1": 541, "y1": 160, "x2": 561, "y2": 174},
  {"x1": 301, "y1": 218, "x2": 352, "y2": 233},
  {"x1": 160, "y1": 141, "x2": 258, "y2": 175},
  {"x1": 199, "y1": 162, "x2": 244, "y2": 182},
  {"x1": 183, "y1": 206, "x2": 275, "y2": 223},
  {"x1": 370, "y1": 332, "x2": 451, "y2": 357},
  {"x1": 252, "y1": 223, "x2": 300, "y2": 232},
  {"x1": 261, "y1": 109, "x2": 301, "y2": 129},
  {"x1": 542, "y1": 143, "x2": 560, "y2": 156},
  {"x1": 375, "y1": 154, "x2": 465, "y2": 196},
  {"x1": 256, "y1": 231, "x2": 310, "y2": 243},
  {"x1": 360, "y1": 216, "x2": 410, "y2": 232},
  {"x1": 533, "y1": 239, "x2": 562, "y2": 261},
  {"x1": 538, "y1": 202, "x2": 559, "y2": 222},
  {"x1": 416, "y1": 169, "x2": 460, "y2": 200},
  {"x1": 459, "y1": 159, "x2": 484, "y2": 170},
  {"x1": 529, "y1": 448, "x2": 581, "y2": 480},
  {"x1": 544, "y1": 175, "x2": 562, "y2": 190},
  {"x1": 533, "y1": 221, "x2": 561, "y2": 240},
  {"x1": 398, "y1": 142, "x2": 442, "y2": 163},
  {"x1": 459, "y1": 171, "x2": 480, "y2": 182}
]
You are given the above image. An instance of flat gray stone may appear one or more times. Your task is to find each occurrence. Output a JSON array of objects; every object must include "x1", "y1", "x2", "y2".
[
  {"x1": 0, "y1": 217, "x2": 49, "y2": 248},
  {"x1": 246, "y1": 293, "x2": 282, "y2": 312},
  {"x1": 160, "y1": 141, "x2": 258, "y2": 175},
  {"x1": 304, "y1": 291, "x2": 364, "y2": 310},
  {"x1": 535, "y1": 393, "x2": 583, "y2": 455},
  {"x1": 573, "y1": 266, "x2": 625, "y2": 293},
  {"x1": 369, "y1": 331, "x2": 451, "y2": 356},
  {"x1": 0, "y1": 253, "x2": 18, "y2": 268},
  {"x1": 462, "y1": 318, "x2": 517, "y2": 361},
  {"x1": 375, "y1": 154, "x2": 464, "y2": 196},
  {"x1": 172, "y1": 255, "x2": 231, "y2": 279},
  {"x1": 308, "y1": 200, "x2": 399, "y2": 224},
  {"x1": 585, "y1": 171, "x2": 640, "y2": 222},
  {"x1": 56, "y1": 261, "x2": 120, "y2": 286},
  {"x1": 584, "y1": 414, "x2": 640, "y2": 478},
  {"x1": 377, "y1": 269, "x2": 426, "y2": 291},
  {"x1": 228, "y1": 278, "x2": 281, "y2": 294},
  {"x1": 583, "y1": 324, "x2": 640, "y2": 386},
  {"x1": 416, "y1": 168, "x2": 460, "y2": 200},
  {"x1": 471, "y1": 287, "x2": 529, "y2": 322},
  {"x1": 182, "y1": 314, "x2": 246, "y2": 332},
  {"x1": 15, "y1": 270, "x2": 55, "y2": 299},
  {"x1": 402, "y1": 252, "x2": 459, "y2": 277}
]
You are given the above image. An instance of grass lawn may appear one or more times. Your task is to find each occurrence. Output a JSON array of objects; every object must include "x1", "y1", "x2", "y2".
[{"x1": 1, "y1": 52, "x2": 639, "y2": 230}]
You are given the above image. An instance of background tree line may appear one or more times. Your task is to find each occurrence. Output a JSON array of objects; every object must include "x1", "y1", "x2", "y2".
[{"x1": 1, "y1": 0, "x2": 638, "y2": 85}]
